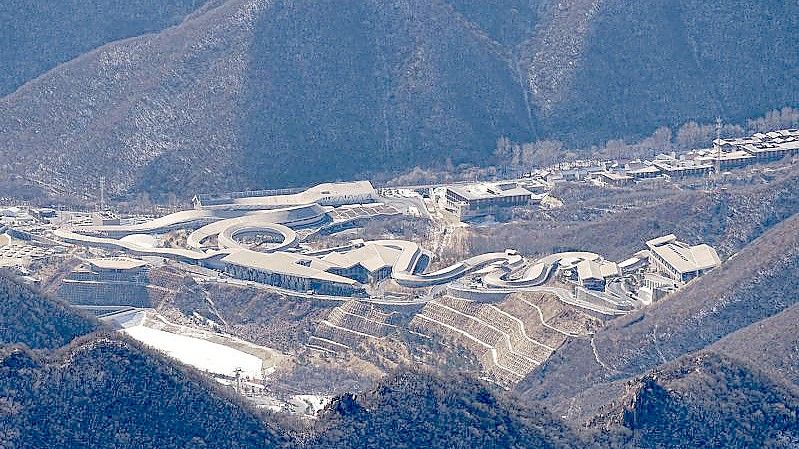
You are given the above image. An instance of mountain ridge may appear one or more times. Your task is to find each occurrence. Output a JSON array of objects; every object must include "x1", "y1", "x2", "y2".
[{"x1": 2, "y1": 0, "x2": 797, "y2": 199}]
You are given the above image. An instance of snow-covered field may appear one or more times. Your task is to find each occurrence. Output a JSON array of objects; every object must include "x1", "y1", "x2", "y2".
[{"x1": 123, "y1": 325, "x2": 263, "y2": 379}]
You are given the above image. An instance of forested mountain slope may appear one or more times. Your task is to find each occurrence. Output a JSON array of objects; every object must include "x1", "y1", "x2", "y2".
[
  {"x1": 711, "y1": 302, "x2": 799, "y2": 387},
  {"x1": 518, "y1": 212, "x2": 799, "y2": 416},
  {"x1": 1, "y1": 0, "x2": 797, "y2": 199},
  {"x1": 590, "y1": 352, "x2": 799, "y2": 449},
  {"x1": 0, "y1": 273, "x2": 98, "y2": 350},
  {"x1": 0, "y1": 338, "x2": 291, "y2": 449},
  {"x1": 0, "y1": 0, "x2": 206, "y2": 96},
  {"x1": 312, "y1": 370, "x2": 582, "y2": 449}
]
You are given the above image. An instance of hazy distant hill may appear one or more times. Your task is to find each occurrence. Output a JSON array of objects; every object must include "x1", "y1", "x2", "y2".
[
  {"x1": 546, "y1": 0, "x2": 799, "y2": 143},
  {"x1": 1, "y1": 0, "x2": 797, "y2": 199}
]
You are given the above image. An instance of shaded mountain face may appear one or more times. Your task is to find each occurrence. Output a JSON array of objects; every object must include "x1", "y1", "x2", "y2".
[
  {"x1": 518, "y1": 212, "x2": 799, "y2": 416},
  {"x1": 239, "y1": 0, "x2": 535, "y2": 188},
  {"x1": 0, "y1": 0, "x2": 206, "y2": 96},
  {"x1": 544, "y1": 0, "x2": 799, "y2": 143},
  {"x1": 711, "y1": 301, "x2": 799, "y2": 387},
  {"x1": 0, "y1": 274, "x2": 98, "y2": 350},
  {"x1": 311, "y1": 369, "x2": 583, "y2": 449},
  {"x1": 590, "y1": 352, "x2": 799, "y2": 449},
  {"x1": 0, "y1": 339, "x2": 290, "y2": 449},
  {"x1": 1, "y1": 0, "x2": 798, "y2": 198}
]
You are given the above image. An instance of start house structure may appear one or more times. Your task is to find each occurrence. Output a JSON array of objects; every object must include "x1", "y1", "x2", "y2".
[
  {"x1": 193, "y1": 181, "x2": 378, "y2": 210},
  {"x1": 646, "y1": 235, "x2": 721, "y2": 283}
]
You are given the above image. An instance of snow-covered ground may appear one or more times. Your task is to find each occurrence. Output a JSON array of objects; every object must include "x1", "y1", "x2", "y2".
[
  {"x1": 123, "y1": 325, "x2": 263, "y2": 379},
  {"x1": 288, "y1": 395, "x2": 333, "y2": 416}
]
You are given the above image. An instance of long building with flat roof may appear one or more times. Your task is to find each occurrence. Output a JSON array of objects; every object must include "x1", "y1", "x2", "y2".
[
  {"x1": 221, "y1": 250, "x2": 367, "y2": 297},
  {"x1": 445, "y1": 182, "x2": 532, "y2": 219},
  {"x1": 713, "y1": 128, "x2": 799, "y2": 165}
]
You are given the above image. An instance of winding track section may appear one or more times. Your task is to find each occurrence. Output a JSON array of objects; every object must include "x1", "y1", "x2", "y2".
[
  {"x1": 53, "y1": 203, "x2": 623, "y2": 311},
  {"x1": 482, "y1": 252, "x2": 600, "y2": 288},
  {"x1": 390, "y1": 250, "x2": 524, "y2": 288}
]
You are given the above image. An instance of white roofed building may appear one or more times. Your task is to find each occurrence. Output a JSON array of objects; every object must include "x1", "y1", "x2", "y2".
[
  {"x1": 194, "y1": 181, "x2": 377, "y2": 210},
  {"x1": 444, "y1": 182, "x2": 532, "y2": 219},
  {"x1": 576, "y1": 259, "x2": 605, "y2": 291},
  {"x1": 221, "y1": 250, "x2": 367, "y2": 297},
  {"x1": 645, "y1": 235, "x2": 721, "y2": 283}
]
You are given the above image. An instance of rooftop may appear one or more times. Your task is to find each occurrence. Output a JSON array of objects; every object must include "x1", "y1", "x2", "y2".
[
  {"x1": 87, "y1": 257, "x2": 149, "y2": 271},
  {"x1": 221, "y1": 250, "x2": 358, "y2": 285},
  {"x1": 597, "y1": 171, "x2": 633, "y2": 181},
  {"x1": 198, "y1": 181, "x2": 376, "y2": 209},
  {"x1": 447, "y1": 182, "x2": 532, "y2": 201},
  {"x1": 626, "y1": 166, "x2": 661, "y2": 175},
  {"x1": 322, "y1": 243, "x2": 401, "y2": 272},
  {"x1": 646, "y1": 235, "x2": 721, "y2": 274},
  {"x1": 576, "y1": 259, "x2": 603, "y2": 281}
]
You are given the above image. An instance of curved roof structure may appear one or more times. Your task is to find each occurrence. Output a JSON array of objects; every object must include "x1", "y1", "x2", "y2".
[
  {"x1": 54, "y1": 228, "x2": 220, "y2": 264},
  {"x1": 198, "y1": 181, "x2": 376, "y2": 210},
  {"x1": 217, "y1": 223, "x2": 298, "y2": 253},
  {"x1": 391, "y1": 250, "x2": 523, "y2": 288},
  {"x1": 185, "y1": 206, "x2": 316, "y2": 250},
  {"x1": 81, "y1": 203, "x2": 326, "y2": 238},
  {"x1": 482, "y1": 251, "x2": 600, "y2": 288}
]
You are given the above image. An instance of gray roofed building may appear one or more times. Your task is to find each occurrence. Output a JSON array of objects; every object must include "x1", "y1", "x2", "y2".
[{"x1": 221, "y1": 250, "x2": 366, "y2": 297}]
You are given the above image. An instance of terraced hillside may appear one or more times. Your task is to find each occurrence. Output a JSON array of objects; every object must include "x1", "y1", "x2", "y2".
[
  {"x1": 308, "y1": 301, "x2": 399, "y2": 355},
  {"x1": 410, "y1": 294, "x2": 598, "y2": 386},
  {"x1": 518, "y1": 212, "x2": 799, "y2": 419}
]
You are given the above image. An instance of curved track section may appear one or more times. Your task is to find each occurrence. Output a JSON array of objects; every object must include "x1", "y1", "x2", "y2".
[
  {"x1": 86, "y1": 204, "x2": 327, "y2": 239},
  {"x1": 482, "y1": 251, "x2": 600, "y2": 288},
  {"x1": 217, "y1": 222, "x2": 298, "y2": 252},
  {"x1": 390, "y1": 250, "x2": 524, "y2": 288},
  {"x1": 53, "y1": 228, "x2": 220, "y2": 264},
  {"x1": 186, "y1": 207, "x2": 312, "y2": 251}
]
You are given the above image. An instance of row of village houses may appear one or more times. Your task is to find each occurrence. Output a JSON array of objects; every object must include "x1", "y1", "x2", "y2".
[{"x1": 542, "y1": 128, "x2": 799, "y2": 187}]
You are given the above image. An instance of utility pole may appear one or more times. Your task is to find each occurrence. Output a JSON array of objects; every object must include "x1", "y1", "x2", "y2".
[
  {"x1": 99, "y1": 176, "x2": 106, "y2": 212},
  {"x1": 714, "y1": 117, "x2": 722, "y2": 192},
  {"x1": 234, "y1": 367, "x2": 243, "y2": 394}
]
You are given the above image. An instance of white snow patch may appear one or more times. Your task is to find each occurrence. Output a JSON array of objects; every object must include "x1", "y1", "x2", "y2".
[
  {"x1": 288, "y1": 395, "x2": 333, "y2": 416},
  {"x1": 123, "y1": 325, "x2": 263, "y2": 379}
]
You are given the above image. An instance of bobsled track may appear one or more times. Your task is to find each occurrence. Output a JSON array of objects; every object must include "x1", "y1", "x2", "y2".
[{"x1": 53, "y1": 204, "x2": 613, "y2": 300}]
